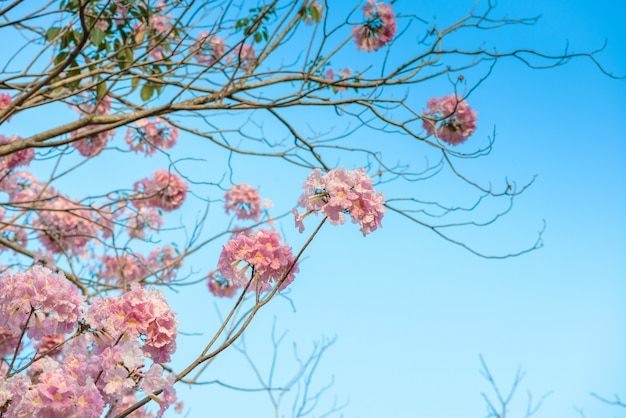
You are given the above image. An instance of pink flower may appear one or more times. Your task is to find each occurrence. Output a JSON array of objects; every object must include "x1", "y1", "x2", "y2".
[
  {"x1": 294, "y1": 168, "x2": 385, "y2": 236},
  {"x1": 86, "y1": 284, "x2": 178, "y2": 363},
  {"x1": 207, "y1": 270, "x2": 239, "y2": 298},
  {"x1": 217, "y1": 229, "x2": 298, "y2": 292},
  {"x1": 224, "y1": 184, "x2": 263, "y2": 221},
  {"x1": 126, "y1": 206, "x2": 163, "y2": 239},
  {"x1": 32, "y1": 197, "x2": 98, "y2": 256},
  {"x1": 132, "y1": 169, "x2": 188, "y2": 212},
  {"x1": 0, "y1": 92, "x2": 12, "y2": 121},
  {"x1": 352, "y1": 0, "x2": 397, "y2": 52},
  {"x1": 125, "y1": 117, "x2": 178, "y2": 156},
  {"x1": 0, "y1": 266, "x2": 85, "y2": 341},
  {"x1": 233, "y1": 44, "x2": 256, "y2": 70},
  {"x1": 71, "y1": 126, "x2": 116, "y2": 157},
  {"x1": 324, "y1": 67, "x2": 352, "y2": 92},
  {"x1": 194, "y1": 33, "x2": 226, "y2": 65},
  {"x1": 100, "y1": 254, "x2": 149, "y2": 284},
  {"x1": 0, "y1": 134, "x2": 35, "y2": 171},
  {"x1": 422, "y1": 95, "x2": 477, "y2": 146}
]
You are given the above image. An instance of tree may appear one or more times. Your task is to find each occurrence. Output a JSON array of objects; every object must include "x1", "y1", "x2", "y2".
[{"x1": 0, "y1": 0, "x2": 620, "y2": 417}]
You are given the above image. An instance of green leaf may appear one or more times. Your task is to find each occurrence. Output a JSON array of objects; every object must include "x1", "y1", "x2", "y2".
[
  {"x1": 96, "y1": 80, "x2": 107, "y2": 99},
  {"x1": 310, "y1": 5, "x2": 320, "y2": 22},
  {"x1": 254, "y1": 32, "x2": 262, "y2": 43},
  {"x1": 46, "y1": 27, "x2": 62, "y2": 41},
  {"x1": 90, "y1": 29, "x2": 106, "y2": 46},
  {"x1": 140, "y1": 84, "x2": 154, "y2": 101},
  {"x1": 131, "y1": 76, "x2": 140, "y2": 92},
  {"x1": 54, "y1": 52, "x2": 68, "y2": 65}
]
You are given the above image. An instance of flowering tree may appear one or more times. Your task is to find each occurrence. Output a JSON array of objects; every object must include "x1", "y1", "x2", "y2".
[{"x1": 0, "y1": 0, "x2": 616, "y2": 416}]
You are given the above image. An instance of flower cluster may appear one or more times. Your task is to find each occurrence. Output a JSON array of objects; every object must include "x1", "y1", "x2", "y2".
[
  {"x1": 0, "y1": 134, "x2": 35, "y2": 172},
  {"x1": 86, "y1": 283, "x2": 178, "y2": 363},
  {"x1": 352, "y1": 0, "x2": 397, "y2": 52},
  {"x1": 224, "y1": 184, "x2": 263, "y2": 221},
  {"x1": 422, "y1": 95, "x2": 478, "y2": 146},
  {"x1": 33, "y1": 196, "x2": 98, "y2": 256},
  {"x1": 0, "y1": 263, "x2": 181, "y2": 417},
  {"x1": 217, "y1": 229, "x2": 298, "y2": 293},
  {"x1": 293, "y1": 168, "x2": 386, "y2": 236},
  {"x1": 0, "y1": 266, "x2": 85, "y2": 341},
  {"x1": 325, "y1": 68, "x2": 352, "y2": 92},
  {"x1": 232, "y1": 44, "x2": 256, "y2": 70},
  {"x1": 193, "y1": 33, "x2": 227, "y2": 65},
  {"x1": 3, "y1": 356, "x2": 104, "y2": 417},
  {"x1": 207, "y1": 270, "x2": 239, "y2": 298},
  {"x1": 125, "y1": 117, "x2": 178, "y2": 156},
  {"x1": 0, "y1": 92, "x2": 13, "y2": 121},
  {"x1": 126, "y1": 206, "x2": 164, "y2": 239},
  {"x1": 132, "y1": 1, "x2": 175, "y2": 60},
  {"x1": 132, "y1": 169, "x2": 188, "y2": 212}
]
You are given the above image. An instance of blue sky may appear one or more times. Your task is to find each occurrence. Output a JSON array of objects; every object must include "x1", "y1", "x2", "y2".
[
  {"x1": 166, "y1": 1, "x2": 626, "y2": 417},
  {"x1": 1, "y1": 0, "x2": 624, "y2": 417}
]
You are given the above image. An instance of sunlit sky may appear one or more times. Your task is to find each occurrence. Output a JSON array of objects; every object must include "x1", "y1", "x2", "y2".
[
  {"x1": 2, "y1": 0, "x2": 625, "y2": 417},
  {"x1": 165, "y1": 1, "x2": 626, "y2": 417}
]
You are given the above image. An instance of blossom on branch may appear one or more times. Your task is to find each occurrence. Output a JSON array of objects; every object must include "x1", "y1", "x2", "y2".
[
  {"x1": 217, "y1": 229, "x2": 298, "y2": 293},
  {"x1": 422, "y1": 95, "x2": 478, "y2": 146},
  {"x1": 0, "y1": 135, "x2": 34, "y2": 172},
  {"x1": 0, "y1": 266, "x2": 85, "y2": 341},
  {"x1": 352, "y1": 0, "x2": 397, "y2": 52},
  {"x1": 125, "y1": 117, "x2": 178, "y2": 156},
  {"x1": 294, "y1": 168, "x2": 386, "y2": 236},
  {"x1": 224, "y1": 184, "x2": 263, "y2": 221},
  {"x1": 193, "y1": 32, "x2": 226, "y2": 65},
  {"x1": 132, "y1": 169, "x2": 188, "y2": 212}
]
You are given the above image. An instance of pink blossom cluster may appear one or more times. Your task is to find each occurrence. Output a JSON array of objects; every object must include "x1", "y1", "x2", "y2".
[
  {"x1": 132, "y1": 169, "x2": 188, "y2": 212},
  {"x1": 217, "y1": 229, "x2": 298, "y2": 293},
  {"x1": 193, "y1": 33, "x2": 226, "y2": 65},
  {"x1": 325, "y1": 67, "x2": 352, "y2": 92},
  {"x1": 99, "y1": 246, "x2": 181, "y2": 285},
  {"x1": 132, "y1": 2, "x2": 175, "y2": 60},
  {"x1": 0, "y1": 266, "x2": 85, "y2": 341},
  {"x1": 33, "y1": 196, "x2": 98, "y2": 256},
  {"x1": 224, "y1": 183, "x2": 263, "y2": 221},
  {"x1": 293, "y1": 167, "x2": 386, "y2": 236},
  {"x1": 207, "y1": 270, "x2": 239, "y2": 298},
  {"x1": 232, "y1": 44, "x2": 257, "y2": 70},
  {"x1": 0, "y1": 174, "x2": 98, "y2": 256},
  {"x1": 86, "y1": 283, "x2": 178, "y2": 363},
  {"x1": 1, "y1": 356, "x2": 105, "y2": 417},
  {"x1": 71, "y1": 95, "x2": 116, "y2": 157},
  {"x1": 0, "y1": 134, "x2": 34, "y2": 172},
  {"x1": 0, "y1": 92, "x2": 12, "y2": 121},
  {"x1": 126, "y1": 206, "x2": 164, "y2": 239},
  {"x1": 352, "y1": 0, "x2": 397, "y2": 52},
  {"x1": 422, "y1": 95, "x2": 478, "y2": 146},
  {"x1": 125, "y1": 117, "x2": 178, "y2": 156},
  {"x1": 71, "y1": 126, "x2": 116, "y2": 157}
]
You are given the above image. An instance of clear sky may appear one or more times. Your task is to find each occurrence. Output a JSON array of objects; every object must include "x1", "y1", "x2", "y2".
[
  {"x1": 167, "y1": 1, "x2": 626, "y2": 417},
  {"x1": 2, "y1": 1, "x2": 624, "y2": 417}
]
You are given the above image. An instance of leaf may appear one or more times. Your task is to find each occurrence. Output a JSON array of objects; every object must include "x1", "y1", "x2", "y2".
[
  {"x1": 135, "y1": 29, "x2": 146, "y2": 44},
  {"x1": 90, "y1": 29, "x2": 106, "y2": 46},
  {"x1": 131, "y1": 76, "x2": 140, "y2": 92},
  {"x1": 46, "y1": 27, "x2": 62, "y2": 41},
  {"x1": 310, "y1": 5, "x2": 320, "y2": 22},
  {"x1": 96, "y1": 80, "x2": 107, "y2": 99},
  {"x1": 140, "y1": 84, "x2": 154, "y2": 101}
]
